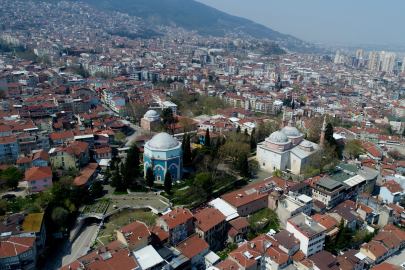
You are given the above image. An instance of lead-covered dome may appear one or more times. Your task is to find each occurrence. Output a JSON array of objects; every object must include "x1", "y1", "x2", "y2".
[
  {"x1": 281, "y1": 126, "x2": 301, "y2": 137},
  {"x1": 145, "y1": 110, "x2": 159, "y2": 118},
  {"x1": 147, "y1": 132, "x2": 180, "y2": 150},
  {"x1": 267, "y1": 131, "x2": 289, "y2": 144}
]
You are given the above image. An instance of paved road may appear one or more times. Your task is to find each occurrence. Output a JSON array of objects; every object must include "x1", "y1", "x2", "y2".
[
  {"x1": 60, "y1": 220, "x2": 100, "y2": 268},
  {"x1": 385, "y1": 248, "x2": 404, "y2": 266}
]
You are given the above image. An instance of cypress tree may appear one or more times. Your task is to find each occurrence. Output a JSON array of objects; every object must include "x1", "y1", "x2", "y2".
[
  {"x1": 164, "y1": 171, "x2": 172, "y2": 194},
  {"x1": 204, "y1": 129, "x2": 211, "y2": 148},
  {"x1": 146, "y1": 167, "x2": 155, "y2": 189},
  {"x1": 236, "y1": 126, "x2": 241, "y2": 133},
  {"x1": 111, "y1": 164, "x2": 123, "y2": 190},
  {"x1": 244, "y1": 128, "x2": 249, "y2": 136},
  {"x1": 251, "y1": 127, "x2": 256, "y2": 140},
  {"x1": 183, "y1": 135, "x2": 192, "y2": 166},
  {"x1": 222, "y1": 137, "x2": 226, "y2": 145},
  {"x1": 237, "y1": 154, "x2": 249, "y2": 178}
]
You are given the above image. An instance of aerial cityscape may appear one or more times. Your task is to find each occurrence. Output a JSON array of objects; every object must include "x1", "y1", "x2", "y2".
[{"x1": 0, "y1": 0, "x2": 405, "y2": 270}]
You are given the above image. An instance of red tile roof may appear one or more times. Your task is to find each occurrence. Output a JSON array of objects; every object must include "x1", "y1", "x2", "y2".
[
  {"x1": 158, "y1": 207, "x2": 193, "y2": 229},
  {"x1": 0, "y1": 237, "x2": 35, "y2": 258},
  {"x1": 24, "y1": 166, "x2": 52, "y2": 181},
  {"x1": 194, "y1": 208, "x2": 226, "y2": 232},
  {"x1": 176, "y1": 234, "x2": 209, "y2": 259}
]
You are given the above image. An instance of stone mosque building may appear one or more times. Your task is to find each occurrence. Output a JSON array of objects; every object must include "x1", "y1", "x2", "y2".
[{"x1": 256, "y1": 112, "x2": 325, "y2": 175}]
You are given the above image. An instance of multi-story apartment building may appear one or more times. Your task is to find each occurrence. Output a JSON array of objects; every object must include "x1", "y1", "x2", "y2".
[
  {"x1": 194, "y1": 208, "x2": 226, "y2": 248},
  {"x1": 277, "y1": 194, "x2": 313, "y2": 227},
  {"x1": 310, "y1": 178, "x2": 345, "y2": 209},
  {"x1": 0, "y1": 134, "x2": 19, "y2": 161},
  {"x1": 0, "y1": 237, "x2": 37, "y2": 270},
  {"x1": 286, "y1": 213, "x2": 326, "y2": 257},
  {"x1": 156, "y1": 207, "x2": 194, "y2": 245}
]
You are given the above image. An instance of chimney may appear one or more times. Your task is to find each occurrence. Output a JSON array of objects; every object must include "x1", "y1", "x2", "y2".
[{"x1": 4, "y1": 218, "x2": 8, "y2": 225}]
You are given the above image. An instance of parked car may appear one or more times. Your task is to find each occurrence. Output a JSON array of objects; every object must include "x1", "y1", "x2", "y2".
[{"x1": 2, "y1": 194, "x2": 16, "y2": 201}]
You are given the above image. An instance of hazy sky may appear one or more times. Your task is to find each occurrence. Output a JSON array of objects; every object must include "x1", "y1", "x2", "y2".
[{"x1": 196, "y1": 0, "x2": 404, "y2": 44}]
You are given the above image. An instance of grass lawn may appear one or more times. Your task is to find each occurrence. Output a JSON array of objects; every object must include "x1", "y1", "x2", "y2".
[
  {"x1": 160, "y1": 192, "x2": 175, "y2": 200},
  {"x1": 130, "y1": 187, "x2": 148, "y2": 193},
  {"x1": 173, "y1": 179, "x2": 191, "y2": 190},
  {"x1": 93, "y1": 209, "x2": 156, "y2": 249},
  {"x1": 113, "y1": 190, "x2": 128, "y2": 195}
]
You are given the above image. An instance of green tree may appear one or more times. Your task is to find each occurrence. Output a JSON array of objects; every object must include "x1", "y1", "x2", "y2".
[
  {"x1": 196, "y1": 172, "x2": 213, "y2": 194},
  {"x1": 335, "y1": 218, "x2": 353, "y2": 250},
  {"x1": 2, "y1": 167, "x2": 24, "y2": 190},
  {"x1": 236, "y1": 126, "x2": 241, "y2": 133},
  {"x1": 146, "y1": 167, "x2": 155, "y2": 189},
  {"x1": 111, "y1": 165, "x2": 124, "y2": 191},
  {"x1": 91, "y1": 181, "x2": 103, "y2": 197},
  {"x1": 238, "y1": 154, "x2": 250, "y2": 178},
  {"x1": 0, "y1": 88, "x2": 5, "y2": 99},
  {"x1": 272, "y1": 169, "x2": 284, "y2": 178},
  {"x1": 114, "y1": 131, "x2": 126, "y2": 143},
  {"x1": 324, "y1": 236, "x2": 336, "y2": 253},
  {"x1": 0, "y1": 200, "x2": 10, "y2": 216},
  {"x1": 183, "y1": 135, "x2": 192, "y2": 166},
  {"x1": 164, "y1": 171, "x2": 172, "y2": 194},
  {"x1": 204, "y1": 129, "x2": 211, "y2": 148},
  {"x1": 402, "y1": 128, "x2": 405, "y2": 138},
  {"x1": 123, "y1": 143, "x2": 141, "y2": 188},
  {"x1": 343, "y1": 140, "x2": 363, "y2": 159},
  {"x1": 244, "y1": 128, "x2": 249, "y2": 136},
  {"x1": 52, "y1": 207, "x2": 69, "y2": 225}
]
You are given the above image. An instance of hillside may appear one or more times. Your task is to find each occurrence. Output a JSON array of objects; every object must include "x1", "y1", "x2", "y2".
[{"x1": 77, "y1": 0, "x2": 297, "y2": 42}]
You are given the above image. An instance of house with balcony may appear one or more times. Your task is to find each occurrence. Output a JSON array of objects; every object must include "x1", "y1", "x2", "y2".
[
  {"x1": 310, "y1": 178, "x2": 345, "y2": 209},
  {"x1": 380, "y1": 181, "x2": 405, "y2": 204},
  {"x1": 0, "y1": 213, "x2": 47, "y2": 257},
  {"x1": 0, "y1": 134, "x2": 19, "y2": 161},
  {"x1": 360, "y1": 241, "x2": 388, "y2": 267},
  {"x1": 286, "y1": 213, "x2": 326, "y2": 257},
  {"x1": 0, "y1": 237, "x2": 37, "y2": 270},
  {"x1": 225, "y1": 217, "x2": 249, "y2": 244},
  {"x1": 116, "y1": 221, "x2": 151, "y2": 251},
  {"x1": 156, "y1": 207, "x2": 194, "y2": 245},
  {"x1": 176, "y1": 234, "x2": 209, "y2": 267},
  {"x1": 24, "y1": 166, "x2": 52, "y2": 192},
  {"x1": 194, "y1": 208, "x2": 226, "y2": 249},
  {"x1": 49, "y1": 142, "x2": 88, "y2": 171}
]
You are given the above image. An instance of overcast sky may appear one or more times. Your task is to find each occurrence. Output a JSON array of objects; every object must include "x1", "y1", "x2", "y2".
[{"x1": 196, "y1": 0, "x2": 404, "y2": 45}]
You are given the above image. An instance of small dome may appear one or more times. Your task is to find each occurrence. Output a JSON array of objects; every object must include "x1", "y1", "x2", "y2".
[
  {"x1": 145, "y1": 110, "x2": 159, "y2": 118},
  {"x1": 267, "y1": 131, "x2": 289, "y2": 144},
  {"x1": 281, "y1": 126, "x2": 301, "y2": 137},
  {"x1": 301, "y1": 141, "x2": 312, "y2": 147},
  {"x1": 147, "y1": 133, "x2": 180, "y2": 150}
]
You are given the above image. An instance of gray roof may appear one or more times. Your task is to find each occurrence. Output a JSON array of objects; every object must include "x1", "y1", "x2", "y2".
[
  {"x1": 273, "y1": 230, "x2": 300, "y2": 249},
  {"x1": 288, "y1": 213, "x2": 327, "y2": 237},
  {"x1": 147, "y1": 132, "x2": 180, "y2": 150},
  {"x1": 281, "y1": 125, "x2": 301, "y2": 137},
  {"x1": 289, "y1": 181, "x2": 309, "y2": 192},
  {"x1": 145, "y1": 110, "x2": 159, "y2": 117},
  {"x1": 316, "y1": 178, "x2": 342, "y2": 191},
  {"x1": 267, "y1": 131, "x2": 289, "y2": 144}
]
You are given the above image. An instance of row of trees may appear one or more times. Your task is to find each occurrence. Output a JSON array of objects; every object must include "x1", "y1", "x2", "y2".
[{"x1": 110, "y1": 143, "x2": 141, "y2": 191}]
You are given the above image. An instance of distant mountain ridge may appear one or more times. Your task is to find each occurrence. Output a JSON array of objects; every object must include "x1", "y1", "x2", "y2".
[{"x1": 75, "y1": 0, "x2": 299, "y2": 42}]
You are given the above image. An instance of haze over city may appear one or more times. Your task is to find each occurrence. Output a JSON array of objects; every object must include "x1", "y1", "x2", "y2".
[{"x1": 198, "y1": 0, "x2": 405, "y2": 45}]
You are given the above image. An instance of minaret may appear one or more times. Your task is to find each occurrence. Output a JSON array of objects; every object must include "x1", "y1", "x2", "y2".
[
  {"x1": 281, "y1": 107, "x2": 287, "y2": 128},
  {"x1": 320, "y1": 117, "x2": 327, "y2": 147}
]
